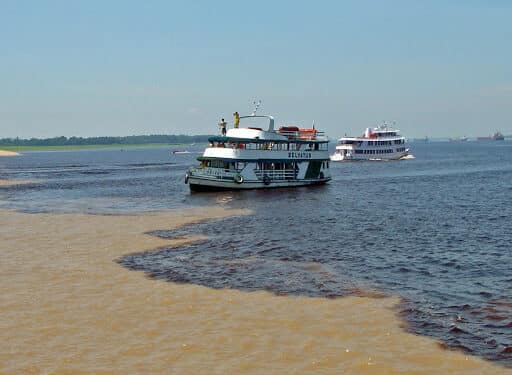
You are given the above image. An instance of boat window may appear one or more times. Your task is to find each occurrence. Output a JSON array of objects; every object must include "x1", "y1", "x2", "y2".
[{"x1": 208, "y1": 160, "x2": 231, "y2": 169}]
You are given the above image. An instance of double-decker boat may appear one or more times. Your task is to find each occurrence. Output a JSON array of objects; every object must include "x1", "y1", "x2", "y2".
[
  {"x1": 330, "y1": 124, "x2": 410, "y2": 161},
  {"x1": 185, "y1": 112, "x2": 331, "y2": 191}
]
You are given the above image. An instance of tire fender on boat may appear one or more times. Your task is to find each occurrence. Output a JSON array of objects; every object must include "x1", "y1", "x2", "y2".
[
  {"x1": 234, "y1": 174, "x2": 244, "y2": 184},
  {"x1": 319, "y1": 172, "x2": 325, "y2": 180},
  {"x1": 185, "y1": 172, "x2": 190, "y2": 184},
  {"x1": 263, "y1": 175, "x2": 271, "y2": 185}
]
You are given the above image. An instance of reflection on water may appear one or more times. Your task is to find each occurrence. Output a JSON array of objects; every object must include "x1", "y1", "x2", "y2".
[{"x1": 2, "y1": 142, "x2": 512, "y2": 366}]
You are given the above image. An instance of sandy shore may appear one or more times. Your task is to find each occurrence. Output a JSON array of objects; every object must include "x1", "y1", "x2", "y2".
[
  {"x1": 0, "y1": 208, "x2": 509, "y2": 374},
  {"x1": 0, "y1": 150, "x2": 20, "y2": 156},
  {"x1": 0, "y1": 180, "x2": 34, "y2": 186}
]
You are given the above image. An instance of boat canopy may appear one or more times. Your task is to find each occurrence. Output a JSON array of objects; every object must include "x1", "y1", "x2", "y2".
[
  {"x1": 239, "y1": 114, "x2": 275, "y2": 132},
  {"x1": 208, "y1": 136, "x2": 328, "y2": 144}
]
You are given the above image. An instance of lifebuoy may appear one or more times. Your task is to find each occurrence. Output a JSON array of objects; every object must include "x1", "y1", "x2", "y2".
[
  {"x1": 319, "y1": 172, "x2": 324, "y2": 180},
  {"x1": 234, "y1": 174, "x2": 244, "y2": 184},
  {"x1": 263, "y1": 175, "x2": 271, "y2": 185},
  {"x1": 185, "y1": 172, "x2": 190, "y2": 184}
]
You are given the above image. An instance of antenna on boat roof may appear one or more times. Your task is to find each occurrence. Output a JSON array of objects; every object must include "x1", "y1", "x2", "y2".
[{"x1": 251, "y1": 100, "x2": 262, "y2": 116}]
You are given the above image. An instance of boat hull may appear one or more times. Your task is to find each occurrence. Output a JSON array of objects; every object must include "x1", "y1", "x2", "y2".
[
  {"x1": 188, "y1": 176, "x2": 330, "y2": 192},
  {"x1": 330, "y1": 151, "x2": 409, "y2": 162}
]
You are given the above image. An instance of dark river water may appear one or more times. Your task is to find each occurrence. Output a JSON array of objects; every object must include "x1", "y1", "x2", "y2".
[{"x1": 1, "y1": 141, "x2": 511, "y2": 366}]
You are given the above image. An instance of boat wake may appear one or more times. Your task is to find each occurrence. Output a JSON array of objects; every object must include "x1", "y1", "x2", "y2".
[{"x1": 400, "y1": 154, "x2": 416, "y2": 160}]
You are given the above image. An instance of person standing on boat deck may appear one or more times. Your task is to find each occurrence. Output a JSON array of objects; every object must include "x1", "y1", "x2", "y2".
[
  {"x1": 233, "y1": 112, "x2": 240, "y2": 129},
  {"x1": 218, "y1": 118, "x2": 227, "y2": 136}
]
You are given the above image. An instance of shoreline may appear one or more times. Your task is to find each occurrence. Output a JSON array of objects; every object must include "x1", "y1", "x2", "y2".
[
  {"x1": 0, "y1": 207, "x2": 508, "y2": 374},
  {"x1": 0, "y1": 179, "x2": 35, "y2": 187},
  {"x1": 0, "y1": 143, "x2": 205, "y2": 152}
]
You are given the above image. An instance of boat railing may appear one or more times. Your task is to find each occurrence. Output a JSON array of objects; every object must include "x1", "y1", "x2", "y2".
[
  {"x1": 276, "y1": 130, "x2": 327, "y2": 141},
  {"x1": 189, "y1": 166, "x2": 239, "y2": 177},
  {"x1": 254, "y1": 169, "x2": 297, "y2": 180}
]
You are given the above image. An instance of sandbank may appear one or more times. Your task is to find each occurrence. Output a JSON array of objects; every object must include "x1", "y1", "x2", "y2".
[
  {"x1": 0, "y1": 150, "x2": 20, "y2": 156},
  {"x1": 0, "y1": 180, "x2": 34, "y2": 187},
  {"x1": 0, "y1": 208, "x2": 508, "y2": 374}
]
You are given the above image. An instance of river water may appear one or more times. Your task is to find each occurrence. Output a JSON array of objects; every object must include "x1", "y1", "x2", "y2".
[{"x1": 1, "y1": 141, "x2": 511, "y2": 366}]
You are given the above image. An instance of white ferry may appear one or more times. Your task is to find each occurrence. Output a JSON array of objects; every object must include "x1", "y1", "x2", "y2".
[
  {"x1": 330, "y1": 124, "x2": 409, "y2": 161},
  {"x1": 185, "y1": 112, "x2": 331, "y2": 191}
]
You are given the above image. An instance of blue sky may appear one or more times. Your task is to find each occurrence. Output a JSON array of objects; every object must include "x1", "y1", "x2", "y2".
[{"x1": 1, "y1": 0, "x2": 511, "y2": 138}]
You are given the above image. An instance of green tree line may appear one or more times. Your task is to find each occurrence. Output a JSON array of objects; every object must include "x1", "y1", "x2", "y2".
[{"x1": 0, "y1": 134, "x2": 212, "y2": 146}]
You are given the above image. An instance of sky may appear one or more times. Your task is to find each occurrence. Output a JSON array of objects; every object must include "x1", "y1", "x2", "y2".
[{"x1": 1, "y1": 0, "x2": 511, "y2": 139}]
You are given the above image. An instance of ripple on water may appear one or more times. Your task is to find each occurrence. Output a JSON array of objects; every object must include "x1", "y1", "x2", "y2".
[
  {"x1": 119, "y1": 195, "x2": 512, "y2": 367},
  {"x1": 2, "y1": 143, "x2": 512, "y2": 367}
]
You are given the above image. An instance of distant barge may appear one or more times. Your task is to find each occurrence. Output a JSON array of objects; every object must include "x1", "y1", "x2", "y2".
[{"x1": 477, "y1": 132, "x2": 505, "y2": 141}]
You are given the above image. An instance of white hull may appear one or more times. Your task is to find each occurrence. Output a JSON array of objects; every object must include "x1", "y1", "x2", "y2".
[{"x1": 330, "y1": 150, "x2": 409, "y2": 162}]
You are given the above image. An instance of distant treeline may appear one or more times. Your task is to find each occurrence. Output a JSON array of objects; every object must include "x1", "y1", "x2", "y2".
[{"x1": 0, "y1": 134, "x2": 213, "y2": 146}]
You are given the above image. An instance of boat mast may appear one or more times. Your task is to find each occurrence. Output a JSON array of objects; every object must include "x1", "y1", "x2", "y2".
[{"x1": 251, "y1": 100, "x2": 262, "y2": 116}]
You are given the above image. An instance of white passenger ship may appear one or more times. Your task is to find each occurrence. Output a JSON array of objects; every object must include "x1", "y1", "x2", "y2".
[
  {"x1": 185, "y1": 112, "x2": 331, "y2": 191},
  {"x1": 330, "y1": 124, "x2": 410, "y2": 161}
]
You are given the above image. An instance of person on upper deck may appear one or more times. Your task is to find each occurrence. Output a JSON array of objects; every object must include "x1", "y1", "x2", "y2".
[
  {"x1": 233, "y1": 112, "x2": 240, "y2": 128},
  {"x1": 218, "y1": 118, "x2": 227, "y2": 136}
]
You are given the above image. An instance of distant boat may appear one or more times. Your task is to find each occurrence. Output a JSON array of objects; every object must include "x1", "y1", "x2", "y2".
[
  {"x1": 449, "y1": 136, "x2": 468, "y2": 142},
  {"x1": 330, "y1": 123, "x2": 410, "y2": 161},
  {"x1": 172, "y1": 150, "x2": 191, "y2": 154},
  {"x1": 413, "y1": 136, "x2": 429, "y2": 143},
  {"x1": 477, "y1": 131, "x2": 505, "y2": 141}
]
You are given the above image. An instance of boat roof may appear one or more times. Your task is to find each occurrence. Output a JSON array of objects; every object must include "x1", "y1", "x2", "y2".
[
  {"x1": 213, "y1": 112, "x2": 328, "y2": 143},
  {"x1": 373, "y1": 124, "x2": 400, "y2": 132},
  {"x1": 336, "y1": 135, "x2": 403, "y2": 141},
  {"x1": 240, "y1": 114, "x2": 276, "y2": 131},
  {"x1": 211, "y1": 113, "x2": 328, "y2": 143},
  {"x1": 208, "y1": 135, "x2": 328, "y2": 144}
]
